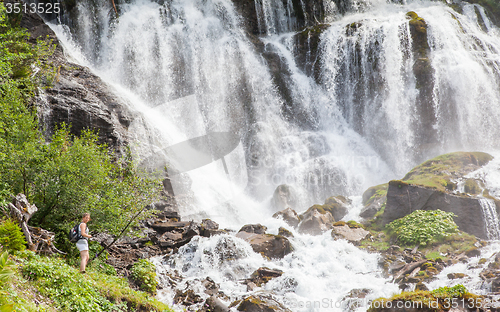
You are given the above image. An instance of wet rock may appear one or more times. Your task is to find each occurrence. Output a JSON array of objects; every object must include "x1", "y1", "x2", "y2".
[
  {"x1": 239, "y1": 224, "x2": 267, "y2": 234},
  {"x1": 236, "y1": 232, "x2": 292, "y2": 259},
  {"x1": 278, "y1": 227, "x2": 294, "y2": 238},
  {"x1": 465, "y1": 247, "x2": 481, "y2": 258},
  {"x1": 294, "y1": 24, "x2": 330, "y2": 81},
  {"x1": 298, "y1": 207, "x2": 334, "y2": 235},
  {"x1": 323, "y1": 196, "x2": 350, "y2": 221},
  {"x1": 492, "y1": 277, "x2": 500, "y2": 292},
  {"x1": 331, "y1": 224, "x2": 370, "y2": 244},
  {"x1": 174, "y1": 289, "x2": 203, "y2": 306},
  {"x1": 415, "y1": 282, "x2": 428, "y2": 291},
  {"x1": 152, "y1": 221, "x2": 201, "y2": 249},
  {"x1": 29, "y1": 16, "x2": 134, "y2": 155},
  {"x1": 273, "y1": 208, "x2": 300, "y2": 228},
  {"x1": 152, "y1": 201, "x2": 180, "y2": 220},
  {"x1": 245, "y1": 267, "x2": 284, "y2": 287},
  {"x1": 447, "y1": 273, "x2": 467, "y2": 279},
  {"x1": 151, "y1": 221, "x2": 192, "y2": 233},
  {"x1": 201, "y1": 219, "x2": 225, "y2": 237},
  {"x1": 234, "y1": 294, "x2": 291, "y2": 312},
  {"x1": 271, "y1": 185, "x2": 297, "y2": 212},
  {"x1": 340, "y1": 289, "x2": 372, "y2": 312},
  {"x1": 360, "y1": 196, "x2": 386, "y2": 219},
  {"x1": 199, "y1": 295, "x2": 230, "y2": 312},
  {"x1": 213, "y1": 236, "x2": 249, "y2": 263}
]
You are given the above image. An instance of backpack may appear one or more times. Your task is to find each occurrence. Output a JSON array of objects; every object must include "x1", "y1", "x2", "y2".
[{"x1": 68, "y1": 223, "x2": 82, "y2": 243}]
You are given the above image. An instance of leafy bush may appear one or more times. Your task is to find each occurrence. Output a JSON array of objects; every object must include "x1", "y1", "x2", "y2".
[
  {"x1": 20, "y1": 253, "x2": 171, "y2": 312},
  {"x1": 386, "y1": 210, "x2": 458, "y2": 246},
  {"x1": 431, "y1": 285, "x2": 467, "y2": 299},
  {"x1": 0, "y1": 219, "x2": 26, "y2": 252},
  {"x1": 130, "y1": 259, "x2": 157, "y2": 294},
  {"x1": 0, "y1": 2, "x2": 162, "y2": 253}
]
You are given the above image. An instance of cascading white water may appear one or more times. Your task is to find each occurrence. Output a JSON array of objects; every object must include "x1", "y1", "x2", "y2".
[
  {"x1": 41, "y1": 0, "x2": 500, "y2": 310},
  {"x1": 479, "y1": 199, "x2": 500, "y2": 241},
  {"x1": 152, "y1": 220, "x2": 399, "y2": 311}
]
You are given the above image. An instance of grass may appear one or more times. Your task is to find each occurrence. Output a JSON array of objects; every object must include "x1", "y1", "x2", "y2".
[
  {"x1": 2, "y1": 250, "x2": 173, "y2": 312},
  {"x1": 401, "y1": 152, "x2": 492, "y2": 192},
  {"x1": 359, "y1": 226, "x2": 477, "y2": 257},
  {"x1": 369, "y1": 285, "x2": 482, "y2": 312}
]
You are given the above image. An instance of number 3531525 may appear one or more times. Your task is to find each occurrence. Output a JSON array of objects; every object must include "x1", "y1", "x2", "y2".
[{"x1": 5, "y1": 2, "x2": 61, "y2": 15}]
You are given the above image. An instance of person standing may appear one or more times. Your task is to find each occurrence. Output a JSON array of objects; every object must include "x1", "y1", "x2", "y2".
[{"x1": 76, "y1": 213, "x2": 92, "y2": 273}]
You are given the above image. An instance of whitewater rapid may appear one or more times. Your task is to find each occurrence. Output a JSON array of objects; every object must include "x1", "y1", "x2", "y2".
[{"x1": 40, "y1": 0, "x2": 500, "y2": 310}]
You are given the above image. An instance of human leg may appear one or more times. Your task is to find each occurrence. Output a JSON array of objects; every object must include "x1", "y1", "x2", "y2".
[{"x1": 80, "y1": 250, "x2": 89, "y2": 273}]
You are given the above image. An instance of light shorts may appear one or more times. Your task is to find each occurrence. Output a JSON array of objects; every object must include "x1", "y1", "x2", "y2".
[{"x1": 76, "y1": 239, "x2": 88, "y2": 252}]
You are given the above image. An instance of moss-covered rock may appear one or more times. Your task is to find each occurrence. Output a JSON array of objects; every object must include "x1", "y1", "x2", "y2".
[
  {"x1": 368, "y1": 285, "x2": 481, "y2": 312},
  {"x1": 298, "y1": 207, "x2": 335, "y2": 235},
  {"x1": 360, "y1": 184, "x2": 388, "y2": 219},
  {"x1": 235, "y1": 294, "x2": 291, "y2": 312},
  {"x1": 300, "y1": 195, "x2": 350, "y2": 222},
  {"x1": 402, "y1": 152, "x2": 493, "y2": 192}
]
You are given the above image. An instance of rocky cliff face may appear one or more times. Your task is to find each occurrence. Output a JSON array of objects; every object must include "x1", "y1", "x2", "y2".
[{"x1": 21, "y1": 11, "x2": 136, "y2": 156}]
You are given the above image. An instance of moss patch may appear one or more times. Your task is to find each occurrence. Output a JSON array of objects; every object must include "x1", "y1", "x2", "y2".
[
  {"x1": 362, "y1": 184, "x2": 388, "y2": 206},
  {"x1": 401, "y1": 152, "x2": 493, "y2": 192},
  {"x1": 369, "y1": 285, "x2": 482, "y2": 312}
]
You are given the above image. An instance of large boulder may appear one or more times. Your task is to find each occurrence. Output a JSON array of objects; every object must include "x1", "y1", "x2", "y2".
[
  {"x1": 272, "y1": 208, "x2": 300, "y2": 228},
  {"x1": 236, "y1": 232, "x2": 293, "y2": 259},
  {"x1": 331, "y1": 224, "x2": 370, "y2": 244},
  {"x1": 233, "y1": 294, "x2": 291, "y2": 312},
  {"x1": 381, "y1": 152, "x2": 498, "y2": 240},
  {"x1": 323, "y1": 195, "x2": 350, "y2": 221},
  {"x1": 239, "y1": 224, "x2": 268, "y2": 234},
  {"x1": 298, "y1": 206, "x2": 334, "y2": 235}
]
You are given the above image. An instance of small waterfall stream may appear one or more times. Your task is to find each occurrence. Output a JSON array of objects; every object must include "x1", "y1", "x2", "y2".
[
  {"x1": 479, "y1": 199, "x2": 500, "y2": 241},
  {"x1": 36, "y1": 0, "x2": 500, "y2": 310}
]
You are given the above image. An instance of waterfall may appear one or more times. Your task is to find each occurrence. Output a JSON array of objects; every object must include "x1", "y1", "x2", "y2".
[
  {"x1": 479, "y1": 199, "x2": 500, "y2": 240},
  {"x1": 37, "y1": 0, "x2": 500, "y2": 310}
]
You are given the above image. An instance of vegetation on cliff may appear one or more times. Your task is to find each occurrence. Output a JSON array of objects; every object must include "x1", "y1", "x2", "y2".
[
  {"x1": 401, "y1": 152, "x2": 492, "y2": 192},
  {"x1": 386, "y1": 210, "x2": 458, "y2": 246},
  {"x1": 0, "y1": 3, "x2": 162, "y2": 251},
  {"x1": 369, "y1": 284, "x2": 482, "y2": 312},
  {"x1": 0, "y1": 4, "x2": 169, "y2": 310},
  {"x1": 0, "y1": 219, "x2": 171, "y2": 311}
]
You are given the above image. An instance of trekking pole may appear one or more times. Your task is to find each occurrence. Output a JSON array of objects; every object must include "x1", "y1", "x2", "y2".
[{"x1": 91, "y1": 205, "x2": 149, "y2": 262}]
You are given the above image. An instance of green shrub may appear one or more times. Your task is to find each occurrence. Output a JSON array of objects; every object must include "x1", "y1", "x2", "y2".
[
  {"x1": 130, "y1": 259, "x2": 157, "y2": 294},
  {"x1": 0, "y1": 3, "x2": 162, "y2": 253},
  {"x1": 0, "y1": 219, "x2": 26, "y2": 252},
  {"x1": 20, "y1": 254, "x2": 170, "y2": 311},
  {"x1": 386, "y1": 210, "x2": 458, "y2": 246},
  {"x1": 431, "y1": 284, "x2": 467, "y2": 299}
]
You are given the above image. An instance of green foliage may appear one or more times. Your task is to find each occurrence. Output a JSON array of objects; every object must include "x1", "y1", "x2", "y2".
[
  {"x1": 0, "y1": 250, "x2": 16, "y2": 312},
  {"x1": 431, "y1": 285, "x2": 467, "y2": 299},
  {"x1": 0, "y1": 251, "x2": 15, "y2": 289},
  {"x1": 21, "y1": 253, "x2": 171, "y2": 312},
  {"x1": 0, "y1": 219, "x2": 26, "y2": 252},
  {"x1": 369, "y1": 284, "x2": 481, "y2": 312},
  {"x1": 402, "y1": 152, "x2": 492, "y2": 192},
  {"x1": 0, "y1": 3, "x2": 162, "y2": 252},
  {"x1": 386, "y1": 210, "x2": 459, "y2": 246},
  {"x1": 130, "y1": 259, "x2": 157, "y2": 294}
]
